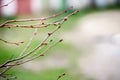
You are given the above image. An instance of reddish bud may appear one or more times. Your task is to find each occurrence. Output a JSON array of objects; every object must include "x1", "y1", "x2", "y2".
[
  {"x1": 59, "y1": 39, "x2": 63, "y2": 42},
  {"x1": 30, "y1": 26, "x2": 34, "y2": 28},
  {"x1": 48, "y1": 33, "x2": 52, "y2": 36},
  {"x1": 20, "y1": 41, "x2": 24, "y2": 43},
  {"x1": 64, "y1": 17, "x2": 68, "y2": 21},
  {"x1": 40, "y1": 54, "x2": 44, "y2": 56},
  {"x1": 15, "y1": 43, "x2": 19, "y2": 46},
  {"x1": 42, "y1": 42, "x2": 47, "y2": 45},
  {"x1": 54, "y1": 23, "x2": 60, "y2": 26}
]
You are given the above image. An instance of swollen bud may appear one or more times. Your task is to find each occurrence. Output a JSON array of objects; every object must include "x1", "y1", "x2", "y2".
[
  {"x1": 59, "y1": 39, "x2": 63, "y2": 42},
  {"x1": 40, "y1": 54, "x2": 44, "y2": 56},
  {"x1": 20, "y1": 41, "x2": 24, "y2": 43},
  {"x1": 41, "y1": 42, "x2": 47, "y2": 45},
  {"x1": 48, "y1": 33, "x2": 52, "y2": 36},
  {"x1": 62, "y1": 73, "x2": 66, "y2": 76},
  {"x1": 42, "y1": 22, "x2": 44, "y2": 25},
  {"x1": 58, "y1": 26, "x2": 61, "y2": 29},
  {"x1": 64, "y1": 17, "x2": 68, "y2": 21}
]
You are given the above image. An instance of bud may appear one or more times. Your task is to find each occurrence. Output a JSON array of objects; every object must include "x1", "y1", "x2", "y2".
[
  {"x1": 59, "y1": 39, "x2": 63, "y2": 42},
  {"x1": 58, "y1": 26, "x2": 61, "y2": 29},
  {"x1": 53, "y1": 23, "x2": 58, "y2": 26},
  {"x1": 77, "y1": 10, "x2": 79, "y2": 13},
  {"x1": 54, "y1": 23, "x2": 60, "y2": 26},
  {"x1": 30, "y1": 26, "x2": 34, "y2": 28},
  {"x1": 20, "y1": 41, "x2": 24, "y2": 43},
  {"x1": 64, "y1": 10, "x2": 67, "y2": 13},
  {"x1": 41, "y1": 42, "x2": 47, "y2": 45},
  {"x1": 15, "y1": 43, "x2": 19, "y2": 46},
  {"x1": 42, "y1": 22, "x2": 44, "y2": 25},
  {"x1": 48, "y1": 33, "x2": 52, "y2": 36},
  {"x1": 50, "y1": 40, "x2": 53, "y2": 42},
  {"x1": 40, "y1": 54, "x2": 44, "y2": 56},
  {"x1": 64, "y1": 17, "x2": 68, "y2": 21},
  {"x1": 62, "y1": 73, "x2": 66, "y2": 76}
]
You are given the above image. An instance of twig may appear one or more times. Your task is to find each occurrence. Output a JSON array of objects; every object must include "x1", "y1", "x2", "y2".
[
  {"x1": 57, "y1": 73, "x2": 66, "y2": 80},
  {"x1": 0, "y1": 9, "x2": 68, "y2": 28},
  {"x1": 8, "y1": 24, "x2": 62, "y2": 63},
  {"x1": 6, "y1": 39, "x2": 63, "y2": 66},
  {"x1": 0, "y1": 0, "x2": 15, "y2": 8},
  {"x1": 1, "y1": 19, "x2": 61, "y2": 28},
  {"x1": 0, "y1": 38, "x2": 24, "y2": 46},
  {"x1": 19, "y1": 28, "x2": 38, "y2": 57}
]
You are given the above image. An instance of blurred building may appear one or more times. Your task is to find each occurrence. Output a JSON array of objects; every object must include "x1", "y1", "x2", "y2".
[
  {"x1": 0, "y1": 0, "x2": 119, "y2": 16},
  {"x1": 0, "y1": 0, "x2": 44, "y2": 16}
]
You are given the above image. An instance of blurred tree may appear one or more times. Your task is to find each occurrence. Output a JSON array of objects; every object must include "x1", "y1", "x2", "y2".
[{"x1": 116, "y1": 0, "x2": 120, "y2": 6}]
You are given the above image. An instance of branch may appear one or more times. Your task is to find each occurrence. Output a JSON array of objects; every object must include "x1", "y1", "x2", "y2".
[
  {"x1": 6, "y1": 39, "x2": 63, "y2": 66},
  {"x1": 0, "y1": 10, "x2": 79, "y2": 68},
  {"x1": 0, "y1": 9, "x2": 79, "y2": 78},
  {"x1": 0, "y1": 0, "x2": 15, "y2": 8},
  {"x1": 19, "y1": 28, "x2": 38, "y2": 57},
  {"x1": 57, "y1": 73, "x2": 66, "y2": 80},
  {"x1": 0, "y1": 38, "x2": 24, "y2": 46},
  {"x1": 0, "y1": 9, "x2": 68, "y2": 28}
]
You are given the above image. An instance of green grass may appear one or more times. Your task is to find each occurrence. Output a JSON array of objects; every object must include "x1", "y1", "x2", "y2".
[{"x1": 3, "y1": 68, "x2": 80, "y2": 80}]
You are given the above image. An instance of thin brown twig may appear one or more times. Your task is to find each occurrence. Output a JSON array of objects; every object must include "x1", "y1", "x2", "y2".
[
  {"x1": 0, "y1": 9, "x2": 68, "y2": 28},
  {"x1": 19, "y1": 28, "x2": 38, "y2": 57},
  {"x1": 9, "y1": 24, "x2": 62, "y2": 62},
  {"x1": 1, "y1": 19, "x2": 61, "y2": 28},
  {"x1": 6, "y1": 39, "x2": 63, "y2": 66},
  {"x1": 0, "y1": 0, "x2": 15, "y2": 8},
  {"x1": 0, "y1": 38, "x2": 24, "y2": 46}
]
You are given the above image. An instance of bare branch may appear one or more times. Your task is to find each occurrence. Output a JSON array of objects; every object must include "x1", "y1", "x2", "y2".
[
  {"x1": 0, "y1": 10, "x2": 79, "y2": 68},
  {"x1": 0, "y1": 38, "x2": 24, "y2": 46},
  {"x1": 0, "y1": 9, "x2": 79, "y2": 78},
  {"x1": 0, "y1": 9, "x2": 68, "y2": 28},
  {"x1": 0, "y1": 0, "x2": 15, "y2": 8},
  {"x1": 6, "y1": 39, "x2": 63, "y2": 66},
  {"x1": 19, "y1": 28, "x2": 38, "y2": 57}
]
